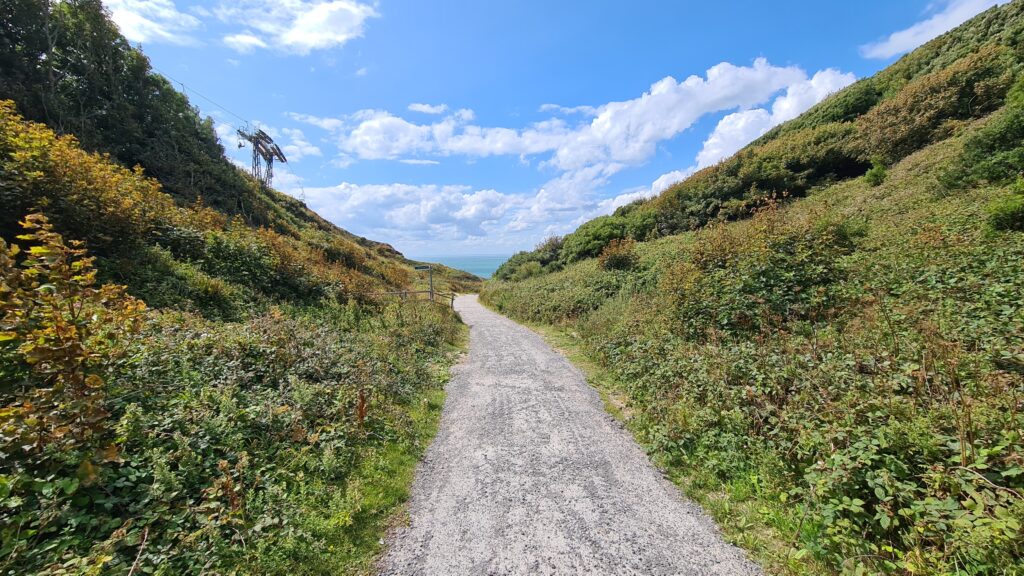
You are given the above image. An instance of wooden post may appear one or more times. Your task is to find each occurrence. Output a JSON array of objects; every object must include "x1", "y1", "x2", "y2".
[{"x1": 414, "y1": 265, "x2": 434, "y2": 302}]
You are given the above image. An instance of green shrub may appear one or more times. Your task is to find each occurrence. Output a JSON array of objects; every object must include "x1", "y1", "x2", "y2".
[
  {"x1": 533, "y1": 235, "x2": 564, "y2": 265},
  {"x1": 857, "y1": 45, "x2": 1015, "y2": 164},
  {"x1": 756, "y1": 78, "x2": 883, "y2": 145},
  {"x1": 202, "y1": 226, "x2": 276, "y2": 290},
  {"x1": 616, "y1": 201, "x2": 658, "y2": 241},
  {"x1": 513, "y1": 260, "x2": 543, "y2": 280},
  {"x1": 598, "y1": 238, "x2": 638, "y2": 271},
  {"x1": 493, "y1": 236, "x2": 564, "y2": 281},
  {"x1": 942, "y1": 78, "x2": 1024, "y2": 190},
  {"x1": 559, "y1": 216, "x2": 628, "y2": 264},
  {"x1": 482, "y1": 259, "x2": 626, "y2": 323},
  {"x1": 662, "y1": 207, "x2": 862, "y2": 337},
  {"x1": 864, "y1": 158, "x2": 887, "y2": 186},
  {"x1": 987, "y1": 193, "x2": 1024, "y2": 231},
  {"x1": 652, "y1": 121, "x2": 867, "y2": 236}
]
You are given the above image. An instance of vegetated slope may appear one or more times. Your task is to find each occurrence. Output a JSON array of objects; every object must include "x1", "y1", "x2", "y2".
[
  {"x1": 3, "y1": 0, "x2": 336, "y2": 238},
  {"x1": 483, "y1": 5, "x2": 1024, "y2": 575},
  {"x1": 0, "y1": 0, "x2": 480, "y2": 306},
  {"x1": 0, "y1": 2, "x2": 475, "y2": 574},
  {"x1": 494, "y1": 2, "x2": 1024, "y2": 281}
]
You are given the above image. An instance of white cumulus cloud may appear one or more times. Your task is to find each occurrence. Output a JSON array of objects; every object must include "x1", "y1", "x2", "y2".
[
  {"x1": 224, "y1": 33, "x2": 268, "y2": 53},
  {"x1": 289, "y1": 59, "x2": 856, "y2": 248},
  {"x1": 648, "y1": 68, "x2": 855, "y2": 197},
  {"x1": 860, "y1": 0, "x2": 1006, "y2": 59},
  {"x1": 295, "y1": 58, "x2": 807, "y2": 168},
  {"x1": 103, "y1": 0, "x2": 200, "y2": 45},
  {"x1": 216, "y1": 0, "x2": 379, "y2": 55},
  {"x1": 293, "y1": 57, "x2": 815, "y2": 210},
  {"x1": 408, "y1": 103, "x2": 449, "y2": 114},
  {"x1": 301, "y1": 183, "x2": 519, "y2": 239},
  {"x1": 286, "y1": 112, "x2": 348, "y2": 132},
  {"x1": 539, "y1": 103, "x2": 599, "y2": 116},
  {"x1": 280, "y1": 128, "x2": 322, "y2": 162}
]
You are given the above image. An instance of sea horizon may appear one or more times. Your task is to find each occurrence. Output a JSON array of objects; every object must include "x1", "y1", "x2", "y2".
[{"x1": 410, "y1": 254, "x2": 511, "y2": 279}]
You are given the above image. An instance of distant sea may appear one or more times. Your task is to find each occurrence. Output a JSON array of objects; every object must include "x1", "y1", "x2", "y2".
[{"x1": 414, "y1": 255, "x2": 510, "y2": 279}]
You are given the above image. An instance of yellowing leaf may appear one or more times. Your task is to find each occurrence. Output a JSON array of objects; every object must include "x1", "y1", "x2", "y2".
[
  {"x1": 77, "y1": 459, "x2": 98, "y2": 485},
  {"x1": 99, "y1": 443, "x2": 120, "y2": 463}
]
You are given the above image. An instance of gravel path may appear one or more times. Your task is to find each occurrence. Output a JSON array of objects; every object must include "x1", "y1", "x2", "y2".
[{"x1": 379, "y1": 295, "x2": 761, "y2": 576}]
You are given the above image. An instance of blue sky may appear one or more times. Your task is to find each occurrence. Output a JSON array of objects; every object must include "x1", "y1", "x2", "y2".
[{"x1": 104, "y1": 0, "x2": 1006, "y2": 257}]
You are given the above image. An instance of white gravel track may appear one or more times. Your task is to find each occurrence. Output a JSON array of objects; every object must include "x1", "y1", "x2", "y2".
[{"x1": 378, "y1": 295, "x2": 762, "y2": 576}]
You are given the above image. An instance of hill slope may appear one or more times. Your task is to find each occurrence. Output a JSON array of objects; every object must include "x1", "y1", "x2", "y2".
[
  {"x1": 0, "y1": 2, "x2": 475, "y2": 574},
  {"x1": 0, "y1": 0, "x2": 479, "y2": 309},
  {"x1": 495, "y1": 2, "x2": 1024, "y2": 281},
  {"x1": 484, "y1": 4, "x2": 1024, "y2": 574}
]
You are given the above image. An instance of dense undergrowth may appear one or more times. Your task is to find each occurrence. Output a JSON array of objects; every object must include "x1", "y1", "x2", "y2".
[
  {"x1": 484, "y1": 6, "x2": 1024, "y2": 573},
  {"x1": 0, "y1": 106, "x2": 469, "y2": 574},
  {"x1": 1, "y1": 215, "x2": 464, "y2": 573},
  {"x1": 0, "y1": 98, "x2": 470, "y2": 574}
]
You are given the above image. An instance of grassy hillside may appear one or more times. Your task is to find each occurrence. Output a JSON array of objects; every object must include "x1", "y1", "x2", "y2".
[
  {"x1": 0, "y1": 2, "x2": 478, "y2": 574},
  {"x1": 495, "y1": 2, "x2": 1024, "y2": 282},
  {"x1": 484, "y1": 5, "x2": 1024, "y2": 575}
]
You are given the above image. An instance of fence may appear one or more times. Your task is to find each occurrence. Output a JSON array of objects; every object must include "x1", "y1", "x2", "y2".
[{"x1": 358, "y1": 289, "x2": 456, "y2": 308}]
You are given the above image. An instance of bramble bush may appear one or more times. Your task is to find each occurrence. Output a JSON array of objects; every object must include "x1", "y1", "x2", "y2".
[
  {"x1": 987, "y1": 193, "x2": 1024, "y2": 232},
  {"x1": 659, "y1": 204, "x2": 862, "y2": 337},
  {"x1": 493, "y1": 236, "x2": 565, "y2": 281},
  {"x1": 941, "y1": 77, "x2": 1024, "y2": 191},
  {"x1": 559, "y1": 216, "x2": 629, "y2": 264},
  {"x1": 598, "y1": 238, "x2": 638, "y2": 271},
  {"x1": 856, "y1": 45, "x2": 1014, "y2": 164}
]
